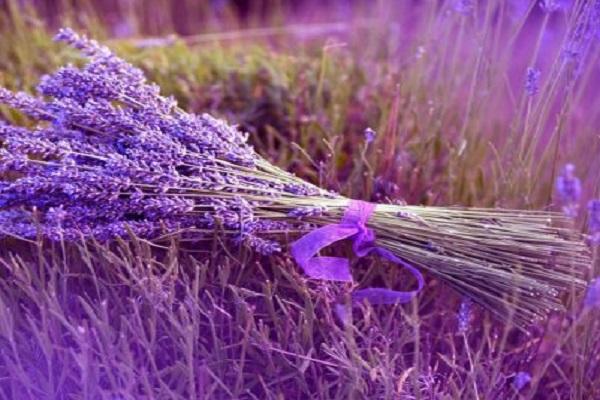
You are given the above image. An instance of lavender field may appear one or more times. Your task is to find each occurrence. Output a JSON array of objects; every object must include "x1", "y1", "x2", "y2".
[{"x1": 0, "y1": 1, "x2": 599, "y2": 399}]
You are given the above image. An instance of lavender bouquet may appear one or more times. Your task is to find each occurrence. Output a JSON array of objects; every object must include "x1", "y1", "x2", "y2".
[{"x1": 0, "y1": 29, "x2": 590, "y2": 326}]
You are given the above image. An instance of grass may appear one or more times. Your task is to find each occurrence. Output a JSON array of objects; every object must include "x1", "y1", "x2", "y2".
[{"x1": 0, "y1": 0, "x2": 599, "y2": 398}]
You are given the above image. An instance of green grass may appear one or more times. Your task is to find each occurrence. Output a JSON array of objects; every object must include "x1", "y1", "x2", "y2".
[{"x1": 0, "y1": 1, "x2": 599, "y2": 398}]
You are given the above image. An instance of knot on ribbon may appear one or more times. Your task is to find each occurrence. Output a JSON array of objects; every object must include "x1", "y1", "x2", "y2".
[
  {"x1": 290, "y1": 200, "x2": 424, "y2": 305},
  {"x1": 345, "y1": 200, "x2": 376, "y2": 257}
]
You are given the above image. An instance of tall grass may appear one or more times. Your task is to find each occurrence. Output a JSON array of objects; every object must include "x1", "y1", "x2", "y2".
[{"x1": 0, "y1": 0, "x2": 599, "y2": 398}]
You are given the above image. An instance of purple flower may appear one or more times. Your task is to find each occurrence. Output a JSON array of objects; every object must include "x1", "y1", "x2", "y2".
[
  {"x1": 374, "y1": 176, "x2": 400, "y2": 200},
  {"x1": 540, "y1": 0, "x2": 561, "y2": 13},
  {"x1": 0, "y1": 28, "x2": 334, "y2": 248},
  {"x1": 560, "y1": 1, "x2": 598, "y2": 77},
  {"x1": 584, "y1": 277, "x2": 600, "y2": 309},
  {"x1": 454, "y1": 0, "x2": 475, "y2": 15},
  {"x1": 525, "y1": 67, "x2": 541, "y2": 96},
  {"x1": 364, "y1": 127, "x2": 376, "y2": 144},
  {"x1": 588, "y1": 200, "x2": 600, "y2": 244},
  {"x1": 555, "y1": 163, "x2": 581, "y2": 218},
  {"x1": 513, "y1": 371, "x2": 532, "y2": 391},
  {"x1": 288, "y1": 205, "x2": 327, "y2": 218},
  {"x1": 0, "y1": 88, "x2": 51, "y2": 120},
  {"x1": 236, "y1": 233, "x2": 281, "y2": 255},
  {"x1": 584, "y1": 277, "x2": 600, "y2": 310},
  {"x1": 53, "y1": 28, "x2": 174, "y2": 113},
  {"x1": 457, "y1": 297, "x2": 473, "y2": 333}
]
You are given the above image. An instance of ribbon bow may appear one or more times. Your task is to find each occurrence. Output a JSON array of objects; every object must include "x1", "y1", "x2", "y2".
[{"x1": 291, "y1": 200, "x2": 424, "y2": 304}]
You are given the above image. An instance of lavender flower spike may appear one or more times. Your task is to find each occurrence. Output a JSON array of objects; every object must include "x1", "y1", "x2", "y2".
[
  {"x1": 364, "y1": 127, "x2": 376, "y2": 144},
  {"x1": 513, "y1": 371, "x2": 532, "y2": 391},
  {"x1": 453, "y1": 0, "x2": 474, "y2": 15},
  {"x1": 540, "y1": 0, "x2": 561, "y2": 13},
  {"x1": 525, "y1": 67, "x2": 541, "y2": 97},
  {"x1": 555, "y1": 163, "x2": 581, "y2": 218},
  {"x1": 583, "y1": 277, "x2": 600, "y2": 310},
  {"x1": 588, "y1": 200, "x2": 600, "y2": 245},
  {"x1": 457, "y1": 297, "x2": 473, "y2": 333}
]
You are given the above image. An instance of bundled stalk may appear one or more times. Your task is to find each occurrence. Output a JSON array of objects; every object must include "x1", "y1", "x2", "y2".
[{"x1": 0, "y1": 29, "x2": 590, "y2": 326}]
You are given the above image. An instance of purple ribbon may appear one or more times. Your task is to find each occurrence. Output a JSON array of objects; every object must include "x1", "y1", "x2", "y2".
[{"x1": 291, "y1": 200, "x2": 424, "y2": 304}]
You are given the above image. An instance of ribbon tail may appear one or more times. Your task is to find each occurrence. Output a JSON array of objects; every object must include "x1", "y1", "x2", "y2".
[
  {"x1": 376, "y1": 247, "x2": 425, "y2": 291},
  {"x1": 291, "y1": 224, "x2": 358, "y2": 282},
  {"x1": 352, "y1": 247, "x2": 425, "y2": 305},
  {"x1": 301, "y1": 256, "x2": 351, "y2": 281}
]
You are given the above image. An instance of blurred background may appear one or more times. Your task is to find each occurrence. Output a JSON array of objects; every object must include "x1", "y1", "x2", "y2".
[
  {"x1": 0, "y1": 0, "x2": 597, "y2": 209},
  {"x1": 4, "y1": 0, "x2": 369, "y2": 36},
  {"x1": 0, "y1": 0, "x2": 572, "y2": 36}
]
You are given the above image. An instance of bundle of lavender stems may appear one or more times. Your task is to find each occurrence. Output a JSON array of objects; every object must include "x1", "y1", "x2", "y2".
[{"x1": 0, "y1": 28, "x2": 590, "y2": 326}]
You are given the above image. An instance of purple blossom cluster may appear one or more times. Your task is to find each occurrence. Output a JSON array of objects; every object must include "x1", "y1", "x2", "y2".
[
  {"x1": 512, "y1": 371, "x2": 532, "y2": 391},
  {"x1": 588, "y1": 200, "x2": 600, "y2": 244},
  {"x1": 0, "y1": 28, "x2": 327, "y2": 252},
  {"x1": 525, "y1": 67, "x2": 541, "y2": 97},
  {"x1": 457, "y1": 297, "x2": 473, "y2": 334},
  {"x1": 287, "y1": 205, "x2": 327, "y2": 218},
  {"x1": 560, "y1": 1, "x2": 599, "y2": 76},
  {"x1": 584, "y1": 277, "x2": 600, "y2": 310},
  {"x1": 453, "y1": 0, "x2": 474, "y2": 15},
  {"x1": 540, "y1": 0, "x2": 561, "y2": 13},
  {"x1": 363, "y1": 127, "x2": 376, "y2": 144},
  {"x1": 555, "y1": 163, "x2": 581, "y2": 218}
]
